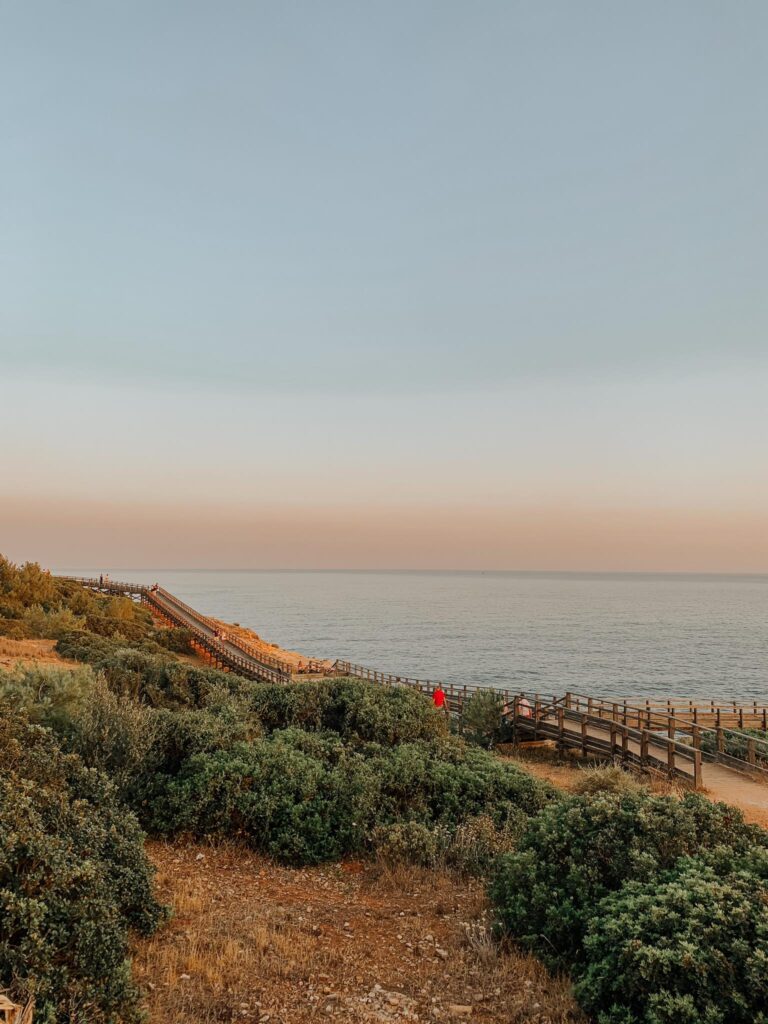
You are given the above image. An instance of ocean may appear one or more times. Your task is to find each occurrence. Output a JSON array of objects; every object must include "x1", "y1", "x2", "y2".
[{"x1": 58, "y1": 569, "x2": 768, "y2": 703}]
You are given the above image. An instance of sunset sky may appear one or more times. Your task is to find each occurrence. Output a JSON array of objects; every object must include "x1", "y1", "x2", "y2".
[{"x1": 2, "y1": 2, "x2": 767, "y2": 571}]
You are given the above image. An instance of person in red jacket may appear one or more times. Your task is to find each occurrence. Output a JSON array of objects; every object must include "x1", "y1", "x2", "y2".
[{"x1": 432, "y1": 685, "x2": 446, "y2": 711}]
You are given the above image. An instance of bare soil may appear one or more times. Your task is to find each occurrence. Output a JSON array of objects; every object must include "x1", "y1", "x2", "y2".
[{"x1": 134, "y1": 841, "x2": 584, "y2": 1024}]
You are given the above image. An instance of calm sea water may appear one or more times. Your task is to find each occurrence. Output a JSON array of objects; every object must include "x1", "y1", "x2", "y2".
[{"x1": 59, "y1": 569, "x2": 768, "y2": 703}]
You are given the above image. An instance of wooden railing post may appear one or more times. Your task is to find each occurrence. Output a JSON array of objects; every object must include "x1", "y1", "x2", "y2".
[
  {"x1": 667, "y1": 740, "x2": 675, "y2": 775},
  {"x1": 693, "y1": 749, "x2": 702, "y2": 788},
  {"x1": 580, "y1": 714, "x2": 588, "y2": 755},
  {"x1": 748, "y1": 739, "x2": 756, "y2": 766},
  {"x1": 640, "y1": 730, "x2": 649, "y2": 764},
  {"x1": 716, "y1": 727, "x2": 725, "y2": 753}
]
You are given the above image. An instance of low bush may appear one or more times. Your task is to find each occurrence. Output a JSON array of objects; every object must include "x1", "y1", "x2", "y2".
[
  {"x1": 576, "y1": 859, "x2": 768, "y2": 1024},
  {"x1": 461, "y1": 689, "x2": 506, "y2": 747},
  {"x1": 490, "y1": 790, "x2": 766, "y2": 971},
  {"x1": 0, "y1": 714, "x2": 163, "y2": 1022},
  {"x1": 151, "y1": 729, "x2": 381, "y2": 863},
  {"x1": 0, "y1": 663, "x2": 96, "y2": 736},
  {"x1": 248, "y1": 678, "x2": 447, "y2": 745},
  {"x1": 373, "y1": 821, "x2": 450, "y2": 868},
  {"x1": 154, "y1": 625, "x2": 194, "y2": 653},
  {"x1": 374, "y1": 814, "x2": 521, "y2": 876},
  {"x1": 700, "y1": 726, "x2": 768, "y2": 768},
  {"x1": 66, "y1": 679, "x2": 260, "y2": 808},
  {"x1": 137, "y1": 727, "x2": 553, "y2": 864}
]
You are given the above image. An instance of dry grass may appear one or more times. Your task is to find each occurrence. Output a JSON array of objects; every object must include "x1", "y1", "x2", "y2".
[
  {"x1": 134, "y1": 840, "x2": 585, "y2": 1024},
  {"x1": 0, "y1": 637, "x2": 78, "y2": 673},
  {"x1": 499, "y1": 745, "x2": 685, "y2": 798}
]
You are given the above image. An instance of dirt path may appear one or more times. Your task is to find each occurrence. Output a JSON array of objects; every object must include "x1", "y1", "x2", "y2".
[
  {"x1": 134, "y1": 841, "x2": 584, "y2": 1024},
  {"x1": 700, "y1": 763, "x2": 768, "y2": 829}
]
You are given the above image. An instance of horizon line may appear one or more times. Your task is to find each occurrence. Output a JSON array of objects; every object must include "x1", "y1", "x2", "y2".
[{"x1": 52, "y1": 566, "x2": 768, "y2": 578}]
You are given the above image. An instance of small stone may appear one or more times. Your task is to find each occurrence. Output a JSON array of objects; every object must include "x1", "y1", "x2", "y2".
[
  {"x1": 435, "y1": 948, "x2": 448, "y2": 960},
  {"x1": 179, "y1": 973, "x2": 191, "y2": 981},
  {"x1": 195, "y1": 853, "x2": 205, "y2": 861}
]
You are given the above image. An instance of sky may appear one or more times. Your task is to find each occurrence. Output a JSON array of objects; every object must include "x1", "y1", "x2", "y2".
[{"x1": 1, "y1": 1, "x2": 767, "y2": 571}]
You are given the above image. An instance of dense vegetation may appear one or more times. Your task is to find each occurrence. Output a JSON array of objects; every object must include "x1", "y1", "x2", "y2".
[
  {"x1": 0, "y1": 715, "x2": 163, "y2": 1023},
  {"x1": 0, "y1": 557, "x2": 553, "y2": 1019},
  {"x1": 490, "y1": 783, "x2": 768, "y2": 1023},
  {"x1": 4, "y1": 555, "x2": 768, "y2": 1024}
]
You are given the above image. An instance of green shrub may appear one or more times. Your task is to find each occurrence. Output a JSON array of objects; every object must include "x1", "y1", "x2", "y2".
[
  {"x1": 0, "y1": 558, "x2": 58, "y2": 611},
  {"x1": 374, "y1": 737, "x2": 554, "y2": 828},
  {"x1": 447, "y1": 814, "x2": 521, "y2": 876},
  {"x1": 66, "y1": 681, "x2": 259, "y2": 809},
  {"x1": 152, "y1": 729, "x2": 381, "y2": 863},
  {"x1": 490, "y1": 790, "x2": 766, "y2": 970},
  {"x1": 461, "y1": 689, "x2": 505, "y2": 747},
  {"x1": 700, "y1": 727, "x2": 768, "y2": 767},
  {"x1": 576, "y1": 860, "x2": 768, "y2": 1024},
  {"x1": 0, "y1": 664, "x2": 96, "y2": 735},
  {"x1": 140, "y1": 727, "x2": 552, "y2": 865},
  {"x1": 373, "y1": 821, "x2": 450, "y2": 868},
  {"x1": 248, "y1": 678, "x2": 447, "y2": 745},
  {"x1": 373, "y1": 814, "x2": 521, "y2": 876},
  {"x1": 154, "y1": 626, "x2": 194, "y2": 653},
  {"x1": 0, "y1": 715, "x2": 163, "y2": 1022}
]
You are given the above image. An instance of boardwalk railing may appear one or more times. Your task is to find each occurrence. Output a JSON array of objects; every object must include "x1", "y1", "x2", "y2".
[
  {"x1": 332, "y1": 660, "x2": 548, "y2": 718},
  {"x1": 545, "y1": 691, "x2": 768, "y2": 783},
  {"x1": 506, "y1": 695, "x2": 704, "y2": 787}
]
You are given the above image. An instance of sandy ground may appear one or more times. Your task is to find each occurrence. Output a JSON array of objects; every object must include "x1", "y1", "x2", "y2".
[
  {"x1": 134, "y1": 841, "x2": 584, "y2": 1024},
  {"x1": 0, "y1": 637, "x2": 80, "y2": 673},
  {"x1": 209, "y1": 617, "x2": 334, "y2": 673}
]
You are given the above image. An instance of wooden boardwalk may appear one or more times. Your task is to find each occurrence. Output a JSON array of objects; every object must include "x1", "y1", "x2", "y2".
[{"x1": 60, "y1": 576, "x2": 768, "y2": 795}]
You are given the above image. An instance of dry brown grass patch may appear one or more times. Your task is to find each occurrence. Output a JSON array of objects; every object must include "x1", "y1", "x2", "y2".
[
  {"x1": 134, "y1": 840, "x2": 584, "y2": 1024},
  {"x1": 0, "y1": 637, "x2": 79, "y2": 673}
]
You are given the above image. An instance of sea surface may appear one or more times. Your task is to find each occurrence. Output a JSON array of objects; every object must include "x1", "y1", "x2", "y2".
[{"x1": 59, "y1": 569, "x2": 768, "y2": 703}]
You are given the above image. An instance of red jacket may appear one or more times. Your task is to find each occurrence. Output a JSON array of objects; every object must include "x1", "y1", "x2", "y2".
[{"x1": 433, "y1": 688, "x2": 446, "y2": 708}]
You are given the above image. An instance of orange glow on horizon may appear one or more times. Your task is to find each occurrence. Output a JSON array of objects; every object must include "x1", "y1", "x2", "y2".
[{"x1": 2, "y1": 496, "x2": 767, "y2": 573}]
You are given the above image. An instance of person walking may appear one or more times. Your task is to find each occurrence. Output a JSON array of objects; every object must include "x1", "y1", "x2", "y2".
[{"x1": 432, "y1": 685, "x2": 447, "y2": 712}]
